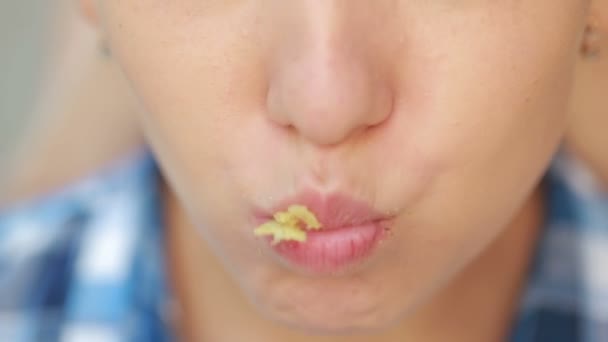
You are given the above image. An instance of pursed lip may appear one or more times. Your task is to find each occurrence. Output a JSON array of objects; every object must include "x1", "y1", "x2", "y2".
[
  {"x1": 253, "y1": 189, "x2": 392, "y2": 230},
  {"x1": 252, "y1": 189, "x2": 395, "y2": 274}
]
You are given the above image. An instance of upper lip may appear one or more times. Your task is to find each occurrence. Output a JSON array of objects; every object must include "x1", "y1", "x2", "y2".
[{"x1": 255, "y1": 190, "x2": 391, "y2": 230}]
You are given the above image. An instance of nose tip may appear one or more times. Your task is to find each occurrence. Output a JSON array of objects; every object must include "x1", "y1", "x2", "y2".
[{"x1": 266, "y1": 53, "x2": 393, "y2": 146}]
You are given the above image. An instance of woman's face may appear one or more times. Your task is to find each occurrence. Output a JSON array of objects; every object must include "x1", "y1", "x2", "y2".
[{"x1": 94, "y1": 0, "x2": 588, "y2": 334}]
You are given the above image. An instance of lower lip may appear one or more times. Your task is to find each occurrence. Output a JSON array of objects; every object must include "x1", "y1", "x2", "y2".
[{"x1": 259, "y1": 221, "x2": 388, "y2": 274}]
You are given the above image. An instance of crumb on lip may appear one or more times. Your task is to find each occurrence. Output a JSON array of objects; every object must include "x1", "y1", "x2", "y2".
[{"x1": 254, "y1": 205, "x2": 322, "y2": 245}]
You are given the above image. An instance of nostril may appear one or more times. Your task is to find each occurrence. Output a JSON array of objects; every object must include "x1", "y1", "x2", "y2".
[{"x1": 265, "y1": 49, "x2": 395, "y2": 147}]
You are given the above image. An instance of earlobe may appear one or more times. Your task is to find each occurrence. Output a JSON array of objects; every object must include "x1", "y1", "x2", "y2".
[
  {"x1": 79, "y1": 0, "x2": 99, "y2": 27},
  {"x1": 581, "y1": 1, "x2": 607, "y2": 59},
  {"x1": 589, "y1": 0, "x2": 608, "y2": 31}
]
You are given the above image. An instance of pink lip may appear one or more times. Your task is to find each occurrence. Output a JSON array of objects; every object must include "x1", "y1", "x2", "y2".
[{"x1": 253, "y1": 191, "x2": 394, "y2": 274}]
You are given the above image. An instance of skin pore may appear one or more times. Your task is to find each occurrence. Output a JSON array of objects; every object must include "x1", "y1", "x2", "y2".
[{"x1": 3, "y1": 0, "x2": 607, "y2": 341}]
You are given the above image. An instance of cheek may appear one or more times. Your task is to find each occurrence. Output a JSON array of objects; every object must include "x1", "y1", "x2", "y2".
[
  {"x1": 388, "y1": 3, "x2": 581, "y2": 196},
  {"x1": 369, "y1": 2, "x2": 583, "y2": 292},
  {"x1": 101, "y1": 1, "x2": 271, "y2": 217},
  {"x1": 397, "y1": 3, "x2": 580, "y2": 163},
  {"x1": 370, "y1": 7, "x2": 580, "y2": 218},
  {"x1": 101, "y1": 1, "x2": 266, "y2": 145}
]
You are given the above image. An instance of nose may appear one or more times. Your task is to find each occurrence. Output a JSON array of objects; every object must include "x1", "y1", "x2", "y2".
[{"x1": 266, "y1": 3, "x2": 394, "y2": 147}]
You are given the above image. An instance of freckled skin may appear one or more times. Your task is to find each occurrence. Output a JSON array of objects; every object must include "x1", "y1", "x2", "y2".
[{"x1": 84, "y1": 0, "x2": 596, "y2": 338}]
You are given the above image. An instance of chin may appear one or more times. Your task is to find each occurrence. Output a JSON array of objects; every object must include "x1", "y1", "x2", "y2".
[
  {"x1": 275, "y1": 310, "x2": 402, "y2": 336},
  {"x1": 253, "y1": 292, "x2": 405, "y2": 336}
]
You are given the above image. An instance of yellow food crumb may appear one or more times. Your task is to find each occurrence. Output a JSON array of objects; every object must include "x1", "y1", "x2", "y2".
[
  {"x1": 254, "y1": 221, "x2": 307, "y2": 245},
  {"x1": 287, "y1": 205, "x2": 322, "y2": 230},
  {"x1": 273, "y1": 211, "x2": 299, "y2": 226},
  {"x1": 254, "y1": 205, "x2": 322, "y2": 245}
]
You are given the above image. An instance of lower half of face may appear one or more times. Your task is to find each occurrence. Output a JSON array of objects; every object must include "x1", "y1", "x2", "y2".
[{"x1": 101, "y1": 0, "x2": 587, "y2": 334}]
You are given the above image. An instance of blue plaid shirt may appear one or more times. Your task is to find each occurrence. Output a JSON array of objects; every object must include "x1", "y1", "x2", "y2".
[{"x1": 0, "y1": 148, "x2": 606, "y2": 341}]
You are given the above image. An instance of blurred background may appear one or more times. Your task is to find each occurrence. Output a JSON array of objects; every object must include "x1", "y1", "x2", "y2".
[
  {"x1": 0, "y1": 2, "x2": 131, "y2": 203},
  {"x1": 0, "y1": 1, "x2": 54, "y2": 169}
]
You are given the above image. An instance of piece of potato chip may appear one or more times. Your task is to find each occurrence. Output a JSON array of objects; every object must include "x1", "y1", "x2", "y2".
[
  {"x1": 254, "y1": 221, "x2": 307, "y2": 245},
  {"x1": 254, "y1": 205, "x2": 321, "y2": 244},
  {"x1": 287, "y1": 205, "x2": 322, "y2": 230},
  {"x1": 273, "y1": 211, "x2": 299, "y2": 226}
]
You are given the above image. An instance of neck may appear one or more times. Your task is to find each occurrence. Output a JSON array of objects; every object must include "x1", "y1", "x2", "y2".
[
  {"x1": 164, "y1": 182, "x2": 544, "y2": 342},
  {"x1": 565, "y1": 52, "x2": 608, "y2": 187}
]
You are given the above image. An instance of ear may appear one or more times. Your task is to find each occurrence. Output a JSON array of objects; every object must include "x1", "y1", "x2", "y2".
[
  {"x1": 589, "y1": 0, "x2": 608, "y2": 31},
  {"x1": 581, "y1": 0, "x2": 608, "y2": 57},
  {"x1": 78, "y1": 0, "x2": 100, "y2": 27}
]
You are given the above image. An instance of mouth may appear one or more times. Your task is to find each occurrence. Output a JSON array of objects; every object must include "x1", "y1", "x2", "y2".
[{"x1": 253, "y1": 190, "x2": 395, "y2": 274}]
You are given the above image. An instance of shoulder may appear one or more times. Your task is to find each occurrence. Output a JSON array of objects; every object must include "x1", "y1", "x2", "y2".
[
  {"x1": 0, "y1": 148, "x2": 159, "y2": 274},
  {"x1": 0, "y1": 147, "x2": 155, "y2": 219},
  {"x1": 0, "y1": 149, "x2": 161, "y2": 340},
  {"x1": 510, "y1": 149, "x2": 608, "y2": 342}
]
